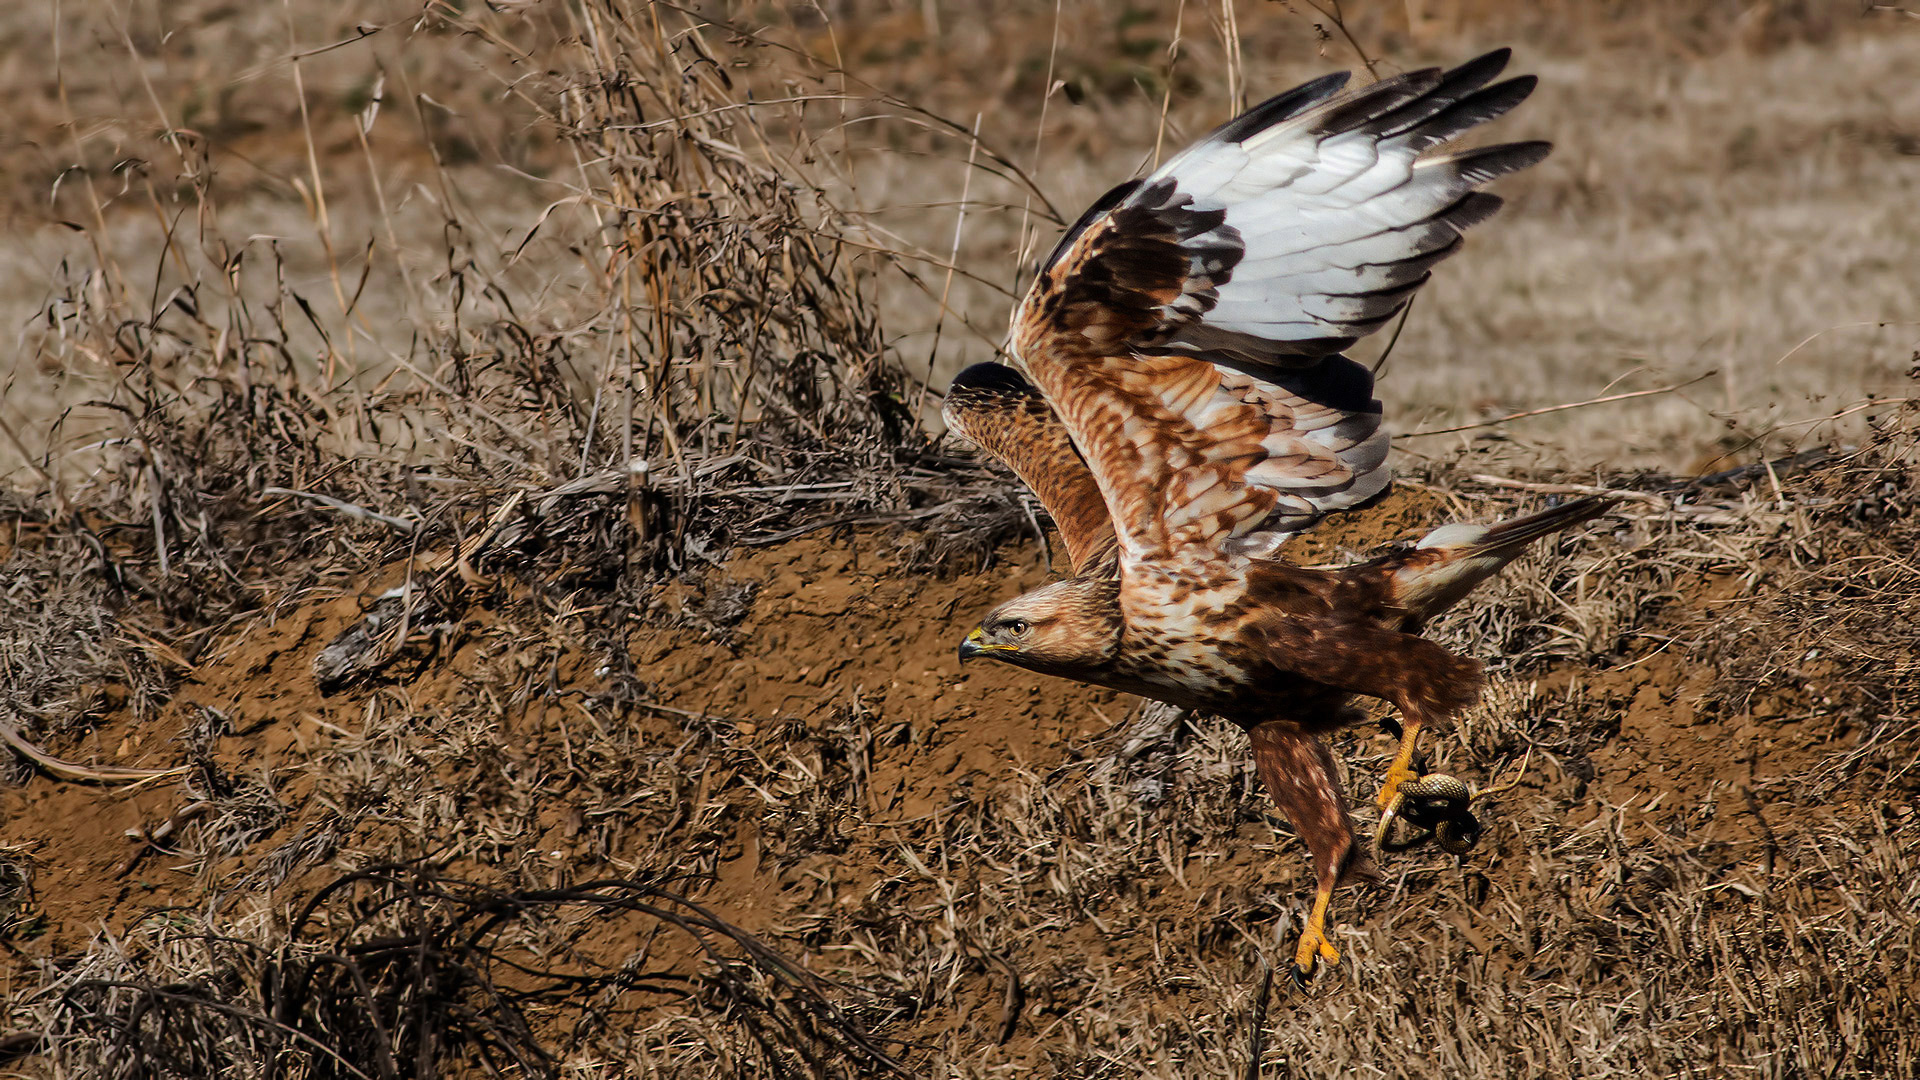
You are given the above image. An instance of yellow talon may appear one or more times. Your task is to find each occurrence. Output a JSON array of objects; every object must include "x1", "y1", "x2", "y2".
[
  {"x1": 1289, "y1": 886, "x2": 1342, "y2": 983},
  {"x1": 1377, "y1": 760, "x2": 1416, "y2": 810},
  {"x1": 1377, "y1": 715, "x2": 1426, "y2": 808},
  {"x1": 1293, "y1": 925, "x2": 1340, "y2": 970}
]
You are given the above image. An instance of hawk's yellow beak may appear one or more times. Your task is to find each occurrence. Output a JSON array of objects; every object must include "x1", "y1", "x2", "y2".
[{"x1": 958, "y1": 626, "x2": 1012, "y2": 662}]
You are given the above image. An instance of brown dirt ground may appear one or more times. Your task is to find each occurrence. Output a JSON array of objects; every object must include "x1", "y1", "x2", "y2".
[
  {"x1": 1, "y1": 493, "x2": 1441, "y2": 957},
  {"x1": 5, "y1": 481, "x2": 1908, "y2": 1075}
]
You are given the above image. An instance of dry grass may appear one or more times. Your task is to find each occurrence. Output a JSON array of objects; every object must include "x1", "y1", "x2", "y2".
[
  {"x1": 1, "y1": 1, "x2": 1918, "y2": 1078},
  {"x1": 812, "y1": 0, "x2": 1919, "y2": 471}
]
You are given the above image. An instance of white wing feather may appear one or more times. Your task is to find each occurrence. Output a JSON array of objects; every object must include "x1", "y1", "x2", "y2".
[
  {"x1": 1011, "y1": 51, "x2": 1548, "y2": 559},
  {"x1": 1133, "y1": 51, "x2": 1547, "y2": 363}
]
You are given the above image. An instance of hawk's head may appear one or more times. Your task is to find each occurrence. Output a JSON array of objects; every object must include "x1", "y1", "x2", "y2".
[{"x1": 957, "y1": 577, "x2": 1121, "y2": 678}]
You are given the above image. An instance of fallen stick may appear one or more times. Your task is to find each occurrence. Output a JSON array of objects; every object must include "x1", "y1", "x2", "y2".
[
  {"x1": 1403, "y1": 372, "x2": 1717, "y2": 438},
  {"x1": 0, "y1": 718, "x2": 188, "y2": 787},
  {"x1": 1467, "y1": 475, "x2": 1671, "y2": 507}
]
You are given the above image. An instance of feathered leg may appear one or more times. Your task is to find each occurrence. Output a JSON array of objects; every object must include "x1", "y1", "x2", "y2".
[
  {"x1": 1376, "y1": 640, "x2": 1485, "y2": 812},
  {"x1": 1248, "y1": 721, "x2": 1375, "y2": 983},
  {"x1": 1376, "y1": 715, "x2": 1425, "y2": 809}
]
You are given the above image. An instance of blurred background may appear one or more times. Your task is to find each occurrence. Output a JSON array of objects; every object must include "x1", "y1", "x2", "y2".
[{"x1": 2, "y1": 0, "x2": 1914, "y2": 490}]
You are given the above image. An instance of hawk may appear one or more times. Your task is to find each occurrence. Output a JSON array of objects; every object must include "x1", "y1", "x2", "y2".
[{"x1": 947, "y1": 51, "x2": 1611, "y2": 981}]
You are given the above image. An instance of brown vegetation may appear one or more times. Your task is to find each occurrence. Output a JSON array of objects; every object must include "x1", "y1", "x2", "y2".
[{"x1": 1, "y1": 2, "x2": 1917, "y2": 1077}]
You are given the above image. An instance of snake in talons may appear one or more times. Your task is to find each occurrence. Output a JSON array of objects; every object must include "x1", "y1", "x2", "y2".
[{"x1": 1376, "y1": 751, "x2": 1531, "y2": 858}]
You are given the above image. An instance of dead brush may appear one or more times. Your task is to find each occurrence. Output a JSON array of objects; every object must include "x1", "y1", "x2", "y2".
[
  {"x1": 554, "y1": 1, "x2": 911, "y2": 465},
  {"x1": 0, "y1": 3, "x2": 1012, "y2": 1073},
  {"x1": 490, "y1": 0, "x2": 950, "y2": 516},
  {"x1": 34, "y1": 863, "x2": 908, "y2": 1080},
  {"x1": 2, "y1": 0, "x2": 1044, "y2": 707},
  {"x1": 13, "y1": 420, "x2": 1920, "y2": 1077}
]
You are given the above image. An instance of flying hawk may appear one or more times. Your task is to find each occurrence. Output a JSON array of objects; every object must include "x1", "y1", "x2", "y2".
[{"x1": 948, "y1": 50, "x2": 1612, "y2": 981}]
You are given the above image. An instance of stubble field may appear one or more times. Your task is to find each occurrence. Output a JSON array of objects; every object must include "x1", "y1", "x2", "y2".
[{"x1": 1, "y1": 2, "x2": 1917, "y2": 1077}]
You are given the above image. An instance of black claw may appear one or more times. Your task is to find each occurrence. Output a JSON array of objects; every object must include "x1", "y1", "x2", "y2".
[{"x1": 1289, "y1": 963, "x2": 1314, "y2": 990}]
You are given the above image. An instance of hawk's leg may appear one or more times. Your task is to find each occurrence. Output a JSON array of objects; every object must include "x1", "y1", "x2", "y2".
[
  {"x1": 1372, "y1": 709, "x2": 1474, "y2": 848},
  {"x1": 1376, "y1": 715, "x2": 1425, "y2": 809},
  {"x1": 1248, "y1": 721, "x2": 1373, "y2": 983},
  {"x1": 1377, "y1": 713, "x2": 1480, "y2": 854},
  {"x1": 1375, "y1": 644, "x2": 1479, "y2": 816}
]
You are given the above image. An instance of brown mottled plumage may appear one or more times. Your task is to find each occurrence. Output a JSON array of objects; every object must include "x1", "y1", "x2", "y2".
[{"x1": 949, "y1": 51, "x2": 1612, "y2": 980}]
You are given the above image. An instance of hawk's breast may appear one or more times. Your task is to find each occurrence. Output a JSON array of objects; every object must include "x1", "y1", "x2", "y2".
[{"x1": 1116, "y1": 562, "x2": 1265, "y2": 701}]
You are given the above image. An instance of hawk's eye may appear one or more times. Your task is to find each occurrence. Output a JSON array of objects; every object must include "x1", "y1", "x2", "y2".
[{"x1": 1008, "y1": 619, "x2": 1030, "y2": 636}]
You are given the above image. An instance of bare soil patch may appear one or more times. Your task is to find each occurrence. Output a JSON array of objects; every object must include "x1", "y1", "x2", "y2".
[{"x1": 7, "y1": 455, "x2": 1919, "y2": 1076}]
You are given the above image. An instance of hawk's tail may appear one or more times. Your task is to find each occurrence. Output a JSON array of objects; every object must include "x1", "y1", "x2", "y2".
[{"x1": 1382, "y1": 495, "x2": 1616, "y2": 628}]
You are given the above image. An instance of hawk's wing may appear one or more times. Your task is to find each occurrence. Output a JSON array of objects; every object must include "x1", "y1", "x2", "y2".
[
  {"x1": 1011, "y1": 50, "x2": 1546, "y2": 565},
  {"x1": 943, "y1": 361, "x2": 1119, "y2": 574}
]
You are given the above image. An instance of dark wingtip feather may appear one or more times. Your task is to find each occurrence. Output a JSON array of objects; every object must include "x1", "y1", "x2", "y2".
[
  {"x1": 1392, "y1": 75, "x2": 1540, "y2": 149},
  {"x1": 1458, "y1": 74, "x2": 1539, "y2": 122},
  {"x1": 1307, "y1": 67, "x2": 1446, "y2": 139},
  {"x1": 1435, "y1": 191, "x2": 1507, "y2": 231},
  {"x1": 1444, "y1": 48, "x2": 1512, "y2": 88},
  {"x1": 1211, "y1": 70, "x2": 1353, "y2": 145},
  {"x1": 1435, "y1": 140, "x2": 1553, "y2": 185},
  {"x1": 950, "y1": 362, "x2": 1037, "y2": 396},
  {"x1": 1489, "y1": 73, "x2": 1539, "y2": 107}
]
